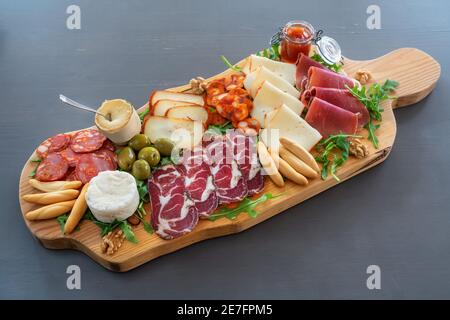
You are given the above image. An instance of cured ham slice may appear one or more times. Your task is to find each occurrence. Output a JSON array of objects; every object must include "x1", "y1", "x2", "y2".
[
  {"x1": 295, "y1": 54, "x2": 326, "y2": 91},
  {"x1": 226, "y1": 131, "x2": 264, "y2": 196},
  {"x1": 307, "y1": 67, "x2": 356, "y2": 90},
  {"x1": 149, "y1": 165, "x2": 199, "y2": 239},
  {"x1": 177, "y1": 149, "x2": 218, "y2": 218},
  {"x1": 301, "y1": 87, "x2": 369, "y2": 127},
  {"x1": 205, "y1": 138, "x2": 247, "y2": 204},
  {"x1": 305, "y1": 98, "x2": 358, "y2": 138}
]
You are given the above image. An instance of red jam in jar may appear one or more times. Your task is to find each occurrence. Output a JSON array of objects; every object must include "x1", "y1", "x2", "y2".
[{"x1": 280, "y1": 20, "x2": 315, "y2": 64}]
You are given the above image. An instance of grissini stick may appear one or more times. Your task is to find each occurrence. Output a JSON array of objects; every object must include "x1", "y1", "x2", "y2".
[
  {"x1": 64, "y1": 183, "x2": 89, "y2": 234},
  {"x1": 257, "y1": 141, "x2": 284, "y2": 187},
  {"x1": 22, "y1": 189, "x2": 80, "y2": 205},
  {"x1": 279, "y1": 146, "x2": 318, "y2": 179},
  {"x1": 26, "y1": 200, "x2": 76, "y2": 220},
  {"x1": 29, "y1": 179, "x2": 82, "y2": 193},
  {"x1": 278, "y1": 158, "x2": 308, "y2": 185},
  {"x1": 279, "y1": 137, "x2": 320, "y2": 173}
]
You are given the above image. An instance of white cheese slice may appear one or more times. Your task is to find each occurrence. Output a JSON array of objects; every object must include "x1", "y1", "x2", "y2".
[
  {"x1": 243, "y1": 54, "x2": 296, "y2": 85},
  {"x1": 244, "y1": 66, "x2": 300, "y2": 98},
  {"x1": 86, "y1": 171, "x2": 140, "y2": 223},
  {"x1": 150, "y1": 91, "x2": 204, "y2": 107},
  {"x1": 251, "y1": 81, "x2": 304, "y2": 128},
  {"x1": 266, "y1": 104, "x2": 322, "y2": 151}
]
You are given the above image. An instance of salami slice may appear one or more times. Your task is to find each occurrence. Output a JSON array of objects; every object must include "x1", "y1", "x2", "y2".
[
  {"x1": 102, "y1": 139, "x2": 116, "y2": 152},
  {"x1": 75, "y1": 153, "x2": 116, "y2": 184},
  {"x1": 36, "y1": 133, "x2": 70, "y2": 158},
  {"x1": 70, "y1": 129, "x2": 106, "y2": 153},
  {"x1": 65, "y1": 168, "x2": 80, "y2": 181},
  {"x1": 93, "y1": 148, "x2": 118, "y2": 170},
  {"x1": 35, "y1": 153, "x2": 69, "y2": 182},
  {"x1": 58, "y1": 148, "x2": 80, "y2": 167}
]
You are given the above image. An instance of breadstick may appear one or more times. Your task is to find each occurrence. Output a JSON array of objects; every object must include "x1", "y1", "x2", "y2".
[
  {"x1": 279, "y1": 137, "x2": 320, "y2": 173},
  {"x1": 64, "y1": 183, "x2": 89, "y2": 234},
  {"x1": 26, "y1": 200, "x2": 76, "y2": 220},
  {"x1": 279, "y1": 146, "x2": 318, "y2": 179},
  {"x1": 257, "y1": 141, "x2": 284, "y2": 187},
  {"x1": 278, "y1": 158, "x2": 308, "y2": 185},
  {"x1": 22, "y1": 189, "x2": 80, "y2": 205},
  {"x1": 29, "y1": 179, "x2": 82, "y2": 192}
]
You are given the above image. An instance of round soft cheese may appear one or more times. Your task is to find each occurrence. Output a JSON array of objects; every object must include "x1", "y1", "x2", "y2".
[{"x1": 86, "y1": 170, "x2": 139, "y2": 223}]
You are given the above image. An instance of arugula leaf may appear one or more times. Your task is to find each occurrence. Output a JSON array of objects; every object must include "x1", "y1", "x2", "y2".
[
  {"x1": 347, "y1": 79, "x2": 398, "y2": 148},
  {"x1": 135, "y1": 179, "x2": 149, "y2": 203},
  {"x1": 119, "y1": 221, "x2": 138, "y2": 244},
  {"x1": 57, "y1": 214, "x2": 69, "y2": 232},
  {"x1": 220, "y1": 55, "x2": 242, "y2": 72},
  {"x1": 207, "y1": 121, "x2": 234, "y2": 135},
  {"x1": 28, "y1": 159, "x2": 42, "y2": 177},
  {"x1": 138, "y1": 107, "x2": 149, "y2": 122},
  {"x1": 208, "y1": 192, "x2": 285, "y2": 221},
  {"x1": 256, "y1": 44, "x2": 281, "y2": 61},
  {"x1": 315, "y1": 134, "x2": 361, "y2": 181},
  {"x1": 311, "y1": 53, "x2": 343, "y2": 73},
  {"x1": 159, "y1": 156, "x2": 173, "y2": 166},
  {"x1": 137, "y1": 215, "x2": 153, "y2": 234}
]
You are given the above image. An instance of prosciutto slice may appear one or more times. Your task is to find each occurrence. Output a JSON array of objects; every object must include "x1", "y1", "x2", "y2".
[
  {"x1": 307, "y1": 67, "x2": 356, "y2": 90},
  {"x1": 301, "y1": 87, "x2": 369, "y2": 127},
  {"x1": 148, "y1": 165, "x2": 198, "y2": 239},
  {"x1": 295, "y1": 53, "x2": 326, "y2": 91},
  {"x1": 205, "y1": 138, "x2": 247, "y2": 204},
  {"x1": 305, "y1": 98, "x2": 358, "y2": 138},
  {"x1": 226, "y1": 131, "x2": 264, "y2": 196},
  {"x1": 177, "y1": 149, "x2": 218, "y2": 218}
]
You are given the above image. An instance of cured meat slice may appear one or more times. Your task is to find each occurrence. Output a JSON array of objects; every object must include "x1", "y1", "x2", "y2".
[
  {"x1": 102, "y1": 139, "x2": 116, "y2": 152},
  {"x1": 93, "y1": 148, "x2": 118, "y2": 169},
  {"x1": 305, "y1": 98, "x2": 358, "y2": 138},
  {"x1": 307, "y1": 66, "x2": 356, "y2": 90},
  {"x1": 295, "y1": 53, "x2": 326, "y2": 91},
  {"x1": 65, "y1": 168, "x2": 80, "y2": 181},
  {"x1": 149, "y1": 165, "x2": 198, "y2": 239},
  {"x1": 75, "y1": 153, "x2": 116, "y2": 184},
  {"x1": 227, "y1": 131, "x2": 264, "y2": 196},
  {"x1": 36, "y1": 133, "x2": 70, "y2": 158},
  {"x1": 301, "y1": 87, "x2": 370, "y2": 127},
  {"x1": 58, "y1": 147, "x2": 80, "y2": 167},
  {"x1": 70, "y1": 129, "x2": 106, "y2": 153},
  {"x1": 35, "y1": 153, "x2": 69, "y2": 182},
  {"x1": 177, "y1": 149, "x2": 218, "y2": 218},
  {"x1": 205, "y1": 138, "x2": 247, "y2": 204}
]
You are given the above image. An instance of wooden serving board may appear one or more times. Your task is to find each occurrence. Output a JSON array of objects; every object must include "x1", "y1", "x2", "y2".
[{"x1": 19, "y1": 48, "x2": 440, "y2": 272}]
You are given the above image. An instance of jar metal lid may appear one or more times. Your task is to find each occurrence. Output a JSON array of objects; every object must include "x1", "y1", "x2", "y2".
[{"x1": 316, "y1": 36, "x2": 342, "y2": 65}]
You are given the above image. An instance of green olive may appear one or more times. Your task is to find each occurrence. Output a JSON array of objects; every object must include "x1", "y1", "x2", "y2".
[
  {"x1": 117, "y1": 147, "x2": 136, "y2": 171},
  {"x1": 154, "y1": 138, "x2": 174, "y2": 156},
  {"x1": 138, "y1": 147, "x2": 160, "y2": 167},
  {"x1": 131, "y1": 159, "x2": 151, "y2": 180},
  {"x1": 128, "y1": 134, "x2": 151, "y2": 151}
]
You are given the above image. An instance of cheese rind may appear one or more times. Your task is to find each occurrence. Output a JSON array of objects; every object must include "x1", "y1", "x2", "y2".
[
  {"x1": 86, "y1": 171, "x2": 139, "y2": 223},
  {"x1": 251, "y1": 81, "x2": 304, "y2": 128},
  {"x1": 265, "y1": 104, "x2": 322, "y2": 151},
  {"x1": 242, "y1": 55, "x2": 296, "y2": 85}
]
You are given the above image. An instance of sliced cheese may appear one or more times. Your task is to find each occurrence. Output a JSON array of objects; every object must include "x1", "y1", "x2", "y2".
[
  {"x1": 243, "y1": 54, "x2": 296, "y2": 85},
  {"x1": 166, "y1": 105, "x2": 208, "y2": 123},
  {"x1": 244, "y1": 66, "x2": 300, "y2": 98},
  {"x1": 144, "y1": 116, "x2": 204, "y2": 149},
  {"x1": 266, "y1": 104, "x2": 322, "y2": 151},
  {"x1": 150, "y1": 91, "x2": 204, "y2": 107},
  {"x1": 153, "y1": 99, "x2": 200, "y2": 116},
  {"x1": 251, "y1": 81, "x2": 304, "y2": 128}
]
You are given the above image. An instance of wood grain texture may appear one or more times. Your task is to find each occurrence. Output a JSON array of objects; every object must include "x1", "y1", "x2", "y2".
[{"x1": 18, "y1": 48, "x2": 440, "y2": 272}]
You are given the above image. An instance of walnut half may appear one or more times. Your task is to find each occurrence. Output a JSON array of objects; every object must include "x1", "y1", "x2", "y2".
[
  {"x1": 101, "y1": 229, "x2": 126, "y2": 256},
  {"x1": 189, "y1": 77, "x2": 208, "y2": 94},
  {"x1": 349, "y1": 138, "x2": 369, "y2": 159},
  {"x1": 354, "y1": 69, "x2": 372, "y2": 85}
]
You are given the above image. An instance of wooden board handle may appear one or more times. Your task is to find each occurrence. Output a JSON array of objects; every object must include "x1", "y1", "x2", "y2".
[{"x1": 344, "y1": 48, "x2": 441, "y2": 109}]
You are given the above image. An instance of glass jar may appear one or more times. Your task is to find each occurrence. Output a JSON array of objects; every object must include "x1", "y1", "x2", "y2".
[{"x1": 280, "y1": 20, "x2": 315, "y2": 64}]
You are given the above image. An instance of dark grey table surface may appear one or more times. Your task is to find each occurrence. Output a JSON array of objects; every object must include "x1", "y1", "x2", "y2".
[{"x1": 1, "y1": 0, "x2": 449, "y2": 299}]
